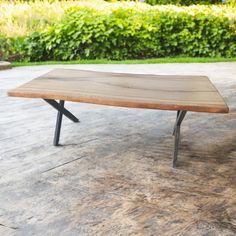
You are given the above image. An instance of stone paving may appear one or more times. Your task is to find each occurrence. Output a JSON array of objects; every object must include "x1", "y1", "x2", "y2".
[{"x1": 0, "y1": 63, "x2": 236, "y2": 235}]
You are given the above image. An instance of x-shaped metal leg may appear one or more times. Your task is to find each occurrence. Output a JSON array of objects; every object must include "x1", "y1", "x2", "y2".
[
  {"x1": 44, "y1": 99, "x2": 186, "y2": 167},
  {"x1": 44, "y1": 99, "x2": 79, "y2": 146},
  {"x1": 172, "y1": 110, "x2": 187, "y2": 168}
]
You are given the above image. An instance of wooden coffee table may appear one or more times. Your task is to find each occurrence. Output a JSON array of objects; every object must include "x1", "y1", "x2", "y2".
[{"x1": 8, "y1": 69, "x2": 229, "y2": 167}]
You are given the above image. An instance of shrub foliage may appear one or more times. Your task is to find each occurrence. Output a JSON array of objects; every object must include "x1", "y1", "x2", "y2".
[
  {"x1": 1, "y1": 3, "x2": 236, "y2": 61},
  {"x1": 145, "y1": 0, "x2": 221, "y2": 6}
]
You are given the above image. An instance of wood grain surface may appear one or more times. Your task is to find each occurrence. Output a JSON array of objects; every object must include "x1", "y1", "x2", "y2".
[{"x1": 8, "y1": 69, "x2": 229, "y2": 113}]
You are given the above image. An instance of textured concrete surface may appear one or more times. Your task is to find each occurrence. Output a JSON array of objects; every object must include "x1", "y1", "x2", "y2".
[{"x1": 0, "y1": 63, "x2": 236, "y2": 235}]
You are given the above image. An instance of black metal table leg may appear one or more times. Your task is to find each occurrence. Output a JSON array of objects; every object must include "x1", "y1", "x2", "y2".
[
  {"x1": 45, "y1": 98, "x2": 187, "y2": 167},
  {"x1": 53, "y1": 100, "x2": 64, "y2": 146},
  {"x1": 173, "y1": 110, "x2": 187, "y2": 168},
  {"x1": 173, "y1": 110, "x2": 180, "y2": 135},
  {"x1": 44, "y1": 99, "x2": 79, "y2": 146},
  {"x1": 44, "y1": 99, "x2": 79, "y2": 122}
]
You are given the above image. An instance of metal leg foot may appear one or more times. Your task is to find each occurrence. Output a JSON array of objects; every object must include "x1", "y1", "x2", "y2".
[{"x1": 172, "y1": 110, "x2": 187, "y2": 168}]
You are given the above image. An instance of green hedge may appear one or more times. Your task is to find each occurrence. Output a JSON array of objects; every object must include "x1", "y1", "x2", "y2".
[
  {"x1": 2, "y1": 4, "x2": 236, "y2": 61},
  {"x1": 226, "y1": 0, "x2": 236, "y2": 5},
  {"x1": 145, "y1": 0, "x2": 221, "y2": 6},
  {"x1": 0, "y1": 35, "x2": 25, "y2": 61},
  {"x1": 106, "y1": 0, "x2": 222, "y2": 5}
]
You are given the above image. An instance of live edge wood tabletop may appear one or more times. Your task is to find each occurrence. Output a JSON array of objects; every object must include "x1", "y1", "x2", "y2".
[{"x1": 8, "y1": 69, "x2": 229, "y2": 167}]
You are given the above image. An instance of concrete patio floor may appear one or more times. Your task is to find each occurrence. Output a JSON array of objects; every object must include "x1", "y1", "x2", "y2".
[{"x1": 0, "y1": 63, "x2": 236, "y2": 235}]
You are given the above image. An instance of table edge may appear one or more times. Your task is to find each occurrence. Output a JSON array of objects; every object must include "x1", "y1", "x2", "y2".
[{"x1": 8, "y1": 90, "x2": 229, "y2": 114}]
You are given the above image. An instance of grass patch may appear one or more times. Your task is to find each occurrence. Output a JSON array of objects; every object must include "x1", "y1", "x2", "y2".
[{"x1": 12, "y1": 57, "x2": 236, "y2": 67}]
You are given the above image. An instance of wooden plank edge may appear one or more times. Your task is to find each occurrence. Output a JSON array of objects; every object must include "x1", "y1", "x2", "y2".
[{"x1": 8, "y1": 90, "x2": 229, "y2": 114}]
